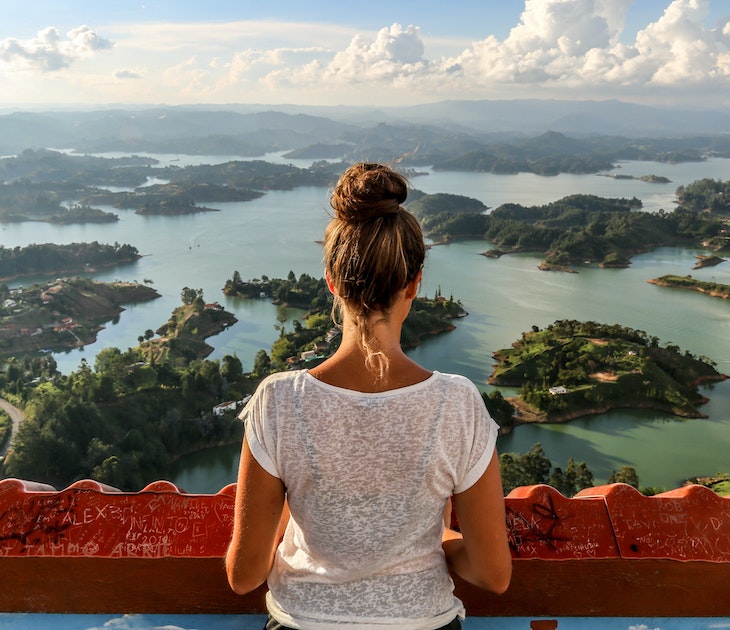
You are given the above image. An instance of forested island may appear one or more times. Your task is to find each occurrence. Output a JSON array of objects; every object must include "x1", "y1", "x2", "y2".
[
  {"x1": 223, "y1": 270, "x2": 467, "y2": 372},
  {"x1": 0, "y1": 150, "x2": 344, "y2": 223},
  {"x1": 83, "y1": 182, "x2": 263, "y2": 215},
  {"x1": 151, "y1": 287, "x2": 238, "y2": 364},
  {"x1": 0, "y1": 277, "x2": 160, "y2": 357},
  {"x1": 648, "y1": 275, "x2": 730, "y2": 300},
  {"x1": 489, "y1": 320, "x2": 727, "y2": 423},
  {"x1": 0, "y1": 242, "x2": 141, "y2": 281},
  {"x1": 408, "y1": 188, "x2": 729, "y2": 271}
]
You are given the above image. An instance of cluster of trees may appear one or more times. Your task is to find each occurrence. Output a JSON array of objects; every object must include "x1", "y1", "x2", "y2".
[
  {"x1": 491, "y1": 319, "x2": 724, "y2": 419},
  {"x1": 676, "y1": 178, "x2": 730, "y2": 217},
  {"x1": 0, "y1": 410, "x2": 11, "y2": 450},
  {"x1": 410, "y1": 189, "x2": 725, "y2": 269},
  {"x1": 499, "y1": 443, "x2": 595, "y2": 496},
  {"x1": 482, "y1": 389, "x2": 515, "y2": 430},
  {"x1": 226, "y1": 271, "x2": 468, "y2": 372},
  {"x1": 224, "y1": 270, "x2": 330, "y2": 310},
  {"x1": 0, "y1": 242, "x2": 140, "y2": 280},
  {"x1": 0, "y1": 293, "x2": 248, "y2": 489},
  {"x1": 499, "y1": 443, "x2": 657, "y2": 497}
]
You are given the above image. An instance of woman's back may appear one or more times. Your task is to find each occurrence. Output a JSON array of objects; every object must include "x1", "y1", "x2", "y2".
[{"x1": 244, "y1": 369, "x2": 499, "y2": 627}]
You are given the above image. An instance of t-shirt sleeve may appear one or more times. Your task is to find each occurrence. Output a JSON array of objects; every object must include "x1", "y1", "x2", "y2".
[
  {"x1": 240, "y1": 381, "x2": 281, "y2": 479},
  {"x1": 453, "y1": 381, "x2": 500, "y2": 494}
]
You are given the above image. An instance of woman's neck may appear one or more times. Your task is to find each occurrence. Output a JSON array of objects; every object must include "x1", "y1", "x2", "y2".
[{"x1": 308, "y1": 313, "x2": 431, "y2": 393}]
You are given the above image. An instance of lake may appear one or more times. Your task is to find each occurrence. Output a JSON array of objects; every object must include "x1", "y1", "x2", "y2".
[{"x1": 3, "y1": 154, "x2": 729, "y2": 492}]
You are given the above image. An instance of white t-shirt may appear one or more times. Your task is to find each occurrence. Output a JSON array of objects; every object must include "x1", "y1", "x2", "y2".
[{"x1": 243, "y1": 369, "x2": 499, "y2": 630}]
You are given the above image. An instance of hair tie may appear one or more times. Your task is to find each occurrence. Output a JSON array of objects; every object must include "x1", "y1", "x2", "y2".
[{"x1": 369, "y1": 198, "x2": 401, "y2": 218}]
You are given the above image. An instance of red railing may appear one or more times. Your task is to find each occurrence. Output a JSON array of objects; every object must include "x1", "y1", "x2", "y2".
[{"x1": 1, "y1": 478, "x2": 728, "y2": 616}]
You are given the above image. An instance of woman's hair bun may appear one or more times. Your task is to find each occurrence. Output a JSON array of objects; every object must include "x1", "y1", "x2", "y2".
[{"x1": 330, "y1": 162, "x2": 408, "y2": 222}]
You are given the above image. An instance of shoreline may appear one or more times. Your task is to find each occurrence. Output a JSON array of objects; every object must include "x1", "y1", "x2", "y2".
[
  {"x1": 501, "y1": 378, "x2": 728, "y2": 430},
  {"x1": 648, "y1": 276, "x2": 730, "y2": 300},
  {"x1": 0, "y1": 257, "x2": 141, "y2": 284}
]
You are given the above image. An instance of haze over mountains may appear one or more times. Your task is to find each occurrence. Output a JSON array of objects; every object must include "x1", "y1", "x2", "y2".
[{"x1": 2, "y1": 99, "x2": 729, "y2": 163}]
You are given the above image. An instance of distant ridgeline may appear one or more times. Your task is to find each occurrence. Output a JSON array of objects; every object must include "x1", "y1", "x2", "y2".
[
  {"x1": 489, "y1": 319, "x2": 727, "y2": 422},
  {"x1": 408, "y1": 186, "x2": 729, "y2": 271}
]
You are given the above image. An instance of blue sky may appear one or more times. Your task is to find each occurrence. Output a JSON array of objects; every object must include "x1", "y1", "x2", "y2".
[{"x1": 1, "y1": 0, "x2": 729, "y2": 108}]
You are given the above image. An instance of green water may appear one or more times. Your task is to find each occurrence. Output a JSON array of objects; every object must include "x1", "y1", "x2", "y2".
[{"x1": 2, "y1": 156, "x2": 729, "y2": 492}]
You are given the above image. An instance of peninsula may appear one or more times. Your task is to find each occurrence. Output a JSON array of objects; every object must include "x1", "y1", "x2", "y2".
[
  {"x1": 648, "y1": 275, "x2": 730, "y2": 300},
  {"x1": 0, "y1": 277, "x2": 160, "y2": 357},
  {"x1": 489, "y1": 319, "x2": 727, "y2": 423},
  {"x1": 0, "y1": 242, "x2": 141, "y2": 282}
]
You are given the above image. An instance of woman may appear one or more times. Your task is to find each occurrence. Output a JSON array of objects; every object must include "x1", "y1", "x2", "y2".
[{"x1": 226, "y1": 162, "x2": 512, "y2": 629}]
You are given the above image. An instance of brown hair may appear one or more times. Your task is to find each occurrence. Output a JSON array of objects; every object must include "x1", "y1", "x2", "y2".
[{"x1": 324, "y1": 162, "x2": 426, "y2": 379}]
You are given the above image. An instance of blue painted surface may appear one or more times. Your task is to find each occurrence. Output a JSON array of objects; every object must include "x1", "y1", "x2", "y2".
[{"x1": 1, "y1": 616, "x2": 730, "y2": 629}]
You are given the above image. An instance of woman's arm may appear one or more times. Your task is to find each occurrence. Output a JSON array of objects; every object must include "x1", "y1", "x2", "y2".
[
  {"x1": 442, "y1": 451, "x2": 512, "y2": 593},
  {"x1": 225, "y1": 436, "x2": 286, "y2": 595}
]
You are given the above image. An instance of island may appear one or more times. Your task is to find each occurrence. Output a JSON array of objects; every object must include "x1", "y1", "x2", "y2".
[
  {"x1": 223, "y1": 270, "x2": 466, "y2": 371},
  {"x1": 0, "y1": 242, "x2": 141, "y2": 282},
  {"x1": 692, "y1": 255, "x2": 726, "y2": 269},
  {"x1": 409, "y1": 189, "x2": 728, "y2": 272},
  {"x1": 83, "y1": 182, "x2": 264, "y2": 215},
  {"x1": 0, "y1": 277, "x2": 160, "y2": 357},
  {"x1": 150, "y1": 288, "x2": 238, "y2": 364},
  {"x1": 648, "y1": 275, "x2": 730, "y2": 300},
  {"x1": 598, "y1": 173, "x2": 671, "y2": 183},
  {"x1": 488, "y1": 319, "x2": 727, "y2": 423}
]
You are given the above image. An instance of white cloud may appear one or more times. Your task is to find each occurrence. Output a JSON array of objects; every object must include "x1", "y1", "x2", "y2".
[
  {"x1": 430, "y1": 0, "x2": 729, "y2": 99},
  {"x1": 0, "y1": 25, "x2": 112, "y2": 72},
  {"x1": 114, "y1": 68, "x2": 143, "y2": 80},
  {"x1": 2, "y1": 1, "x2": 729, "y2": 107},
  {"x1": 221, "y1": 0, "x2": 728, "y2": 105}
]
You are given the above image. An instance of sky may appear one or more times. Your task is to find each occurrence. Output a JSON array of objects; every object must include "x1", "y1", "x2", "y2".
[{"x1": 0, "y1": 0, "x2": 729, "y2": 109}]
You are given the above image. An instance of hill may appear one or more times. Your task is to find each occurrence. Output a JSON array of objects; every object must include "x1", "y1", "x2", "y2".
[{"x1": 489, "y1": 320, "x2": 727, "y2": 422}]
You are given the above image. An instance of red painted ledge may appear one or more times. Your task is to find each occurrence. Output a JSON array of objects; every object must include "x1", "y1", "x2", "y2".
[{"x1": 0, "y1": 479, "x2": 728, "y2": 616}]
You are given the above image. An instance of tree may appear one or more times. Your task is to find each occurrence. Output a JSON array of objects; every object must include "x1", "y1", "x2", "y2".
[
  {"x1": 181, "y1": 286, "x2": 201, "y2": 305},
  {"x1": 549, "y1": 459, "x2": 594, "y2": 496},
  {"x1": 521, "y1": 443, "x2": 552, "y2": 485},
  {"x1": 607, "y1": 466, "x2": 639, "y2": 488},
  {"x1": 482, "y1": 390, "x2": 515, "y2": 428},
  {"x1": 221, "y1": 354, "x2": 243, "y2": 382},
  {"x1": 252, "y1": 350, "x2": 271, "y2": 378},
  {"x1": 499, "y1": 453, "x2": 524, "y2": 495}
]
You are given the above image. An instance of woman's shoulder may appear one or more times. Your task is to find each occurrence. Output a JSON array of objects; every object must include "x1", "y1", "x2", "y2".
[
  {"x1": 432, "y1": 370, "x2": 479, "y2": 391},
  {"x1": 257, "y1": 369, "x2": 307, "y2": 388}
]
